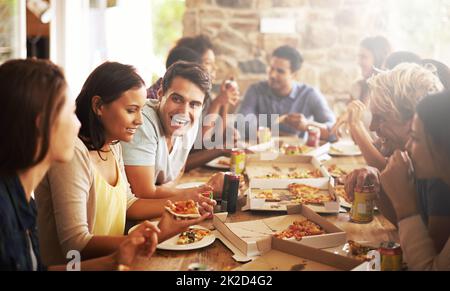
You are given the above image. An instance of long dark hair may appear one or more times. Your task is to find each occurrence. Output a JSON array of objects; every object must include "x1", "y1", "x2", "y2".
[
  {"x1": 176, "y1": 35, "x2": 214, "y2": 57},
  {"x1": 76, "y1": 62, "x2": 145, "y2": 151},
  {"x1": 0, "y1": 59, "x2": 66, "y2": 175},
  {"x1": 416, "y1": 90, "x2": 450, "y2": 168},
  {"x1": 360, "y1": 36, "x2": 392, "y2": 70},
  {"x1": 421, "y1": 59, "x2": 450, "y2": 90}
]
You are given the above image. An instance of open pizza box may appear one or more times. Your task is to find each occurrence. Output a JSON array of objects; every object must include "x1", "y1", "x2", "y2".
[
  {"x1": 279, "y1": 140, "x2": 331, "y2": 158},
  {"x1": 244, "y1": 136, "x2": 330, "y2": 158},
  {"x1": 245, "y1": 177, "x2": 341, "y2": 214},
  {"x1": 213, "y1": 205, "x2": 347, "y2": 260},
  {"x1": 245, "y1": 154, "x2": 331, "y2": 183},
  {"x1": 233, "y1": 237, "x2": 368, "y2": 271},
  {"x1": 245, "y1": 139, "x2": 277, "y2": 153}
]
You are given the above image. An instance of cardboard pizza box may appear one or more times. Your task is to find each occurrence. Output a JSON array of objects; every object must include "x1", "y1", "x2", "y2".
[
  {"x1": 233, "y1": 237, "x2": 367, "y2": 271},
  {"x1": 245, "y1": 154, "x2": 331, "y2": 184},
  {"x1": 246, "y1": 177, "x2": 341, "y2": 214},
  {"x1": 213, "y1": 205, "x2": 347, "y2": 258},
  {"x1": 250, "y1": 136, "x2": 331, "y2": 158}
]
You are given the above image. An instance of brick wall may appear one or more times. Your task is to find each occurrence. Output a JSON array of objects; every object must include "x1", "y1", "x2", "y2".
[{"x1": 183, "y1": 0, "x2": 390, "y2": 106}]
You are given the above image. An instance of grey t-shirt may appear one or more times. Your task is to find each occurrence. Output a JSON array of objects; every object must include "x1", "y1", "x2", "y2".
[{"x1": 121, "y1": 100, "x2": 199, "y2": 185}]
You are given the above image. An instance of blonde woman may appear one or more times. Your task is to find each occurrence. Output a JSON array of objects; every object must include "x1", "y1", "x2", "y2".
[
  {"x1": 345, "y1": 63, "x2": 443, "y2": 170},
  {"x1": 343, "y1": 64, "x2": 450, "y2": 252}
]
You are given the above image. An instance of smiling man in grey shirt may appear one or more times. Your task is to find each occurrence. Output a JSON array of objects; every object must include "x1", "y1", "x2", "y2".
[
  {"x1": 121, "y1": 61, "x2": 222, "y2": 200},
  {"x1": 122, "y1": 99, "x2": 199, "y2": 185}
]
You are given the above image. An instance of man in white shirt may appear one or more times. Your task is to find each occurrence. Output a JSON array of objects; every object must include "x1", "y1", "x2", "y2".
[{"x1": 122, "y1": 61, "x2": 223, "y2": 199}]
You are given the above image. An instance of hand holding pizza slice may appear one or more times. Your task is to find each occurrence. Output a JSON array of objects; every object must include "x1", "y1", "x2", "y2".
[
  {"x1": 165, "y1": 200, "x2": 202, "y2": 219},
  {"x1": 157, "y1": 201, "x2": 213, "y2": 243}
]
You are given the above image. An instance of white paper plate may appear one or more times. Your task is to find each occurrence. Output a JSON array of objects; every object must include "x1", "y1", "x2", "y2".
[
  {"x1": 176, "y1": 182, "x2": 205, "y2": 189},
  {"x1": 157, "y1": 226, "x2": 216, "y2": 251},
  {"x1": 329, "y1": 142, "x2": 362, "y2": 156},
  {"x1": 128, "y1": 224, "x2": 216, "y2": 251},
  {"x1": 205, "y1": 156, "x2": 230, "y2": 170},
  {"x1": 325, "y1": 240, "x2": 377, "y2": 257},
  {"x1": 339, "y1": 198, "x2": 352, "y2": 209}
]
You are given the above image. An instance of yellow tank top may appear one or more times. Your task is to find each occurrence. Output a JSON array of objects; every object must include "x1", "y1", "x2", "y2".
[{"x1": 92, "y1": 158, "x2": 127, "y2": 236}]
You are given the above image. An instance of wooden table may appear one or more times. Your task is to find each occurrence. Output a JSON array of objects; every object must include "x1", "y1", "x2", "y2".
[{"x1": 136, "y1": 155, "x2": 398, "y2": 271}]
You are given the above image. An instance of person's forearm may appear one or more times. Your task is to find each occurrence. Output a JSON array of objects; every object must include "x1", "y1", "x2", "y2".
[
  {"x1": 126, "y1": 198, "x2": 169, "y2": 220},
  {"x1": 127, "y1": 186, "x2": 203, "y2": 220},
  {"x1": 398, "y1": 216, "x2": 449, "y2": 270},
  {"x1": 185, "y1": 149, "x2": 227, "y2": 171},
  {"x1": 134, "y1": 182, "x2": 185, "y2": 199},
  {"x1": 48, "y1": 254, "x2": 117, "y2": 271},
  {"x1": 350, "y1": 122, "x2": 387, "y2": 171},
  {"x1": 376, "y1": 189, "x2": 398, "y2": 227},
  {"x1": 80, "y1": 236, "x2": 126, "y2": 260}
]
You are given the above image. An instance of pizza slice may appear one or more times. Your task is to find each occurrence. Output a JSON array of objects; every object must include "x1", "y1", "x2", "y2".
[
  {"x1": 348, "y1": 240, "x2": 377, "y2": 261},
  {"x1": 309, "y1": 169, "x2": 324, "y2": 178},
  {"x1": 254, "y1": 190, "x2": 281, "y2": 202},
  {"x1": 298, "y1": 145, "x2": 313, "y2": 154},
  {"x1": 165, "y1": 200, "x2": 201, "y2": 219},
  {"x1": 288, "y1": 183, "x2": 321, "y2": 196},
  {"x1": 335, "y1": 185, "x2": 351, "y2": 204},
  {"x1": 288, "y1": 183, "x2": 334, "y2": 205},
  {"x1": 177, "y1": 228, "x2": 211, "y2": 245},
  {"x1": 281, "y1": 144, "x2": 313, "y2": 155},
  {"x1": 287, "y1": 170, "x2": 310, "y2": 179},
  {"x1": 273, "y1": 219, "x2": 325, "y2": 241},
  {"x1": 217, "y1": 158, "x2": 230, "y2": 167},
  {"x1": 286, "y1": 169, "x2": 323, "y2": 179},
  {"x1": 327, "y1": 164, "x2": 348, "y2": 177},
  {"x1": 257, "y1": 172, "x2": 285, "y2": 179}
]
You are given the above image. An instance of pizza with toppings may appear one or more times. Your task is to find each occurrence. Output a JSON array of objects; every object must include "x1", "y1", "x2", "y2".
[
  {"x1": 348, "y1": 240, "x2": 377, "y2": 261},
  {"x1": 273, "y1": 219, "x2": 325, "y2": 241},
  {"x1": 335, "y1": 185, "x2": 351, "y2": 204},
  {"x1": 257, "y1": 172, "x2": 284, "y2": 179},
  {"x1": 217, "y1": 158, "x2": 230, "y2": 167},
  {"x1": 177, "y1": 228, "x2": 211, "y2": 245},
  {"x1": 254, "y1": 190, "x2": 281, "y2": 202},
  {"x1": 281, "y1": 145, "x2": 313, "y2": 155},
  {"x1": 327, "y1": 164, "x2": 348, "y2": 177},
  {"x1": 257, "y1": 169, "x2": 323, "y2": 179},
  {"x1": 328, "y1": 165, "x2": 348, "y2": 185},
  {"x1": 287, "y1": 169, "x2": 323, "y2": 179},
  {"x1": 165, "y1": 200, "x2": 201, "y2": 218},
  {"x1": 288, "y1": 183, "x2": 334, "y2": 204}
]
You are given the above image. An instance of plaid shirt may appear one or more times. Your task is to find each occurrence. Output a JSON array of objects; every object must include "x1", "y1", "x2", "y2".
[
  {"x1": 0, "y1": 175, "x2": 44, "y2": 271},
  {"x1": 147, "y1": 78, "x2": 163, "y2": 100}
]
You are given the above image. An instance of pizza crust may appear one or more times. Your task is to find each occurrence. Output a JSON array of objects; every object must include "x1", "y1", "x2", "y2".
[
  {"x1": 288, "y1": 183, "x2": 335, "y2": 205},
  {"x1": 165, "y1": 200, "x2": 202, "y2": 219},
  {"x1": 177, "y1": 228, "x2": 211, "y2": 245}
]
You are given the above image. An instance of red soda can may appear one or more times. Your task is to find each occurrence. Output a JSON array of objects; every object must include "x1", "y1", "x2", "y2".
[{"x1": 306, "y1": 126, "x2": 321, "y2": 147}]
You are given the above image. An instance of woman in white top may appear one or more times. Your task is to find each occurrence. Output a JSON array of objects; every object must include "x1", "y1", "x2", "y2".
[{"x1": 381, "y1": 90, "x2": 450, "y2": 270}]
